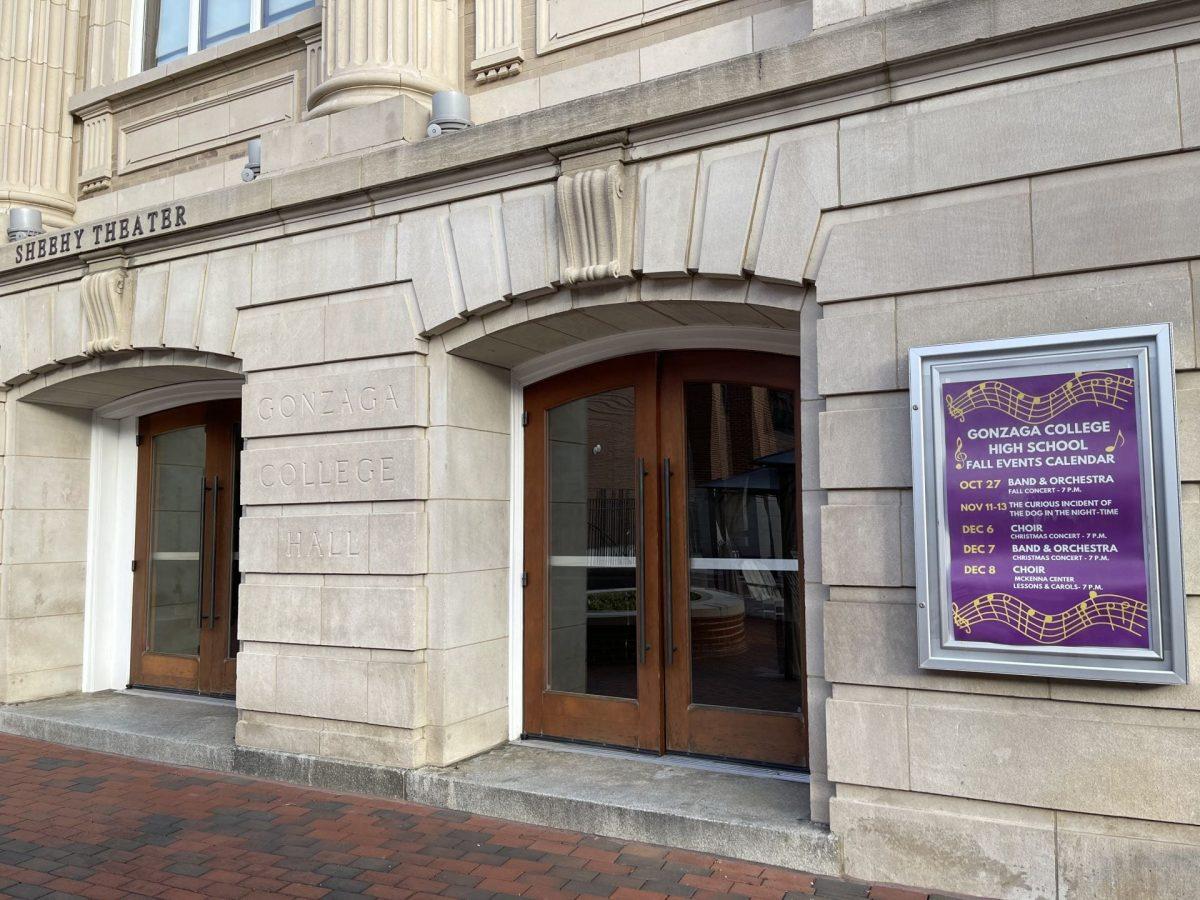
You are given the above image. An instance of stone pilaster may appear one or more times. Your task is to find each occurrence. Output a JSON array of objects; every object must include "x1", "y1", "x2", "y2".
[
  {"x1": 0, "y1": 0, "x2": 86, "y2": 228},
  {"x1": 76, "y1": 103, "x2": 114, "y2": 196},
  {"x1": 307, "y1": 0, "x2": 460, "y2": 118},
  {"x1": 471, "y1": 0, "x2": 522, "y2": 83}
]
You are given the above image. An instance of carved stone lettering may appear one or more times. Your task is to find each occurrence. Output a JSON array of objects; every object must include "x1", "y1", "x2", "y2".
[
  {"x1": 241, "y1": 439, "x2": 427, "y2": 505},
  {"x1": 272, "y1": 515, "x2": 372, "y2": 574},
  {"x1": 14, "y1": 206, "x2": 188, "y2": 266},
  {"x1": 242, "y1": 367, "x2": 428, "y2": 437}
]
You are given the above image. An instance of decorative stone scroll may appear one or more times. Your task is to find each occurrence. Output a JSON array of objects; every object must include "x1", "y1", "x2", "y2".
[
  {"x1": 81, "y1": 268, "x2": 132, "y2": 355},
  {"x1": 556, "y1": 163, "x2": 633, "y2": 287}
]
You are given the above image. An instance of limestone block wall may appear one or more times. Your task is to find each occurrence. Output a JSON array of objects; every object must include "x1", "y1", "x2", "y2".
[
  {"x1": 0, "y1": 401, "x2": 91, "y2": 703},
  {"x1": 813, "y1": 40, "x2": 1200, "y2": 900},
  {"x1": 811, "y1": 0, "x2": 902, "y2": 29},
  {"x1": 465, "y1": 0, "x2": 812, "y2": 124}
]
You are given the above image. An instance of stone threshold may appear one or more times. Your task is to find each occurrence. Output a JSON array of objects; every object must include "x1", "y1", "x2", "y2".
[{"x1": 0, "y1": 691, "x2": 838, "y2": 876}]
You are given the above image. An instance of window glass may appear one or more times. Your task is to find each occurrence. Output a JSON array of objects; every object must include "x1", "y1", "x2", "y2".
[
  {"x1": 263, "y1": 0, "x2": 315, "y2": 26},
  {"x1": 201, "y1": 0, "x2": 251, "y2": 48},
  {"x1": 547, "y1": 389, "x2": 640, "y2": 699},
  {"x1": 150, "y1": 0, "x2": 189, "y2": 66},
  {"x1": 143, "y1": 0, "x2": 316, "y2": 71}
]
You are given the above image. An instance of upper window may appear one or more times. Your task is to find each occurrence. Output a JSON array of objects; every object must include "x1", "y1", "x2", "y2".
[{"x1": 141, "y1": 0, "x2": 314, "y2": 70}]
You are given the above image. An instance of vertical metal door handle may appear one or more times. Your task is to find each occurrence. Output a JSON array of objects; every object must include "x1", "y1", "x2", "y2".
[
  {"x1": 197, "y1": 475, "x2": 210, "y2": 629},
  {"x1": 207, "y1": 476, "x2": 221, "y2": 624},
  {"x1": 635, "y1": 457, "x2": 648, "y2": 664},
  {"x1": 662, "y1": 458, "x2": 674, "y2": 665}
]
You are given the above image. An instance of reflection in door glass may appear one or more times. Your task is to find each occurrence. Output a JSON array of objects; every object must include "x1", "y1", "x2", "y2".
[
  {"x1": 684, "y1": 383, "x2": 801, "y2": 713},
  {"x1": 547, "y1": 389, "x2": 638, "y2": 699},
  {"x1": 148, "y1": 426, "x2": 206, "y2": 656}
]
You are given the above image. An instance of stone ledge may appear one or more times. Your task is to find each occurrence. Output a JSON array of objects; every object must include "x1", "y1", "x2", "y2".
[{"x1": 0, "y1": 0, "x2": 1188, "y2": 281}]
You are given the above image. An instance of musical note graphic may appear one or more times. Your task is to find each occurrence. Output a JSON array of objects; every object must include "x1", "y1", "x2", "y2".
[
  {"x1": 951, "y1": 591, "x2": 1148, "y2": 644},
  {"x1": 954, "y1": 436, "x2": 967, "y2": 470},
  {"x1": 1105, "y1": 428, "x2": 1125, "y2": 455},
  {"x1": 945, "y1": 371, "x2": 1134, "y2": 423}
]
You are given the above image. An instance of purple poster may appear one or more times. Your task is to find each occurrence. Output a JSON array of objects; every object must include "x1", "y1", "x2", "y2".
[{"x1": 941, "y1": 368, "x2": 1150, "y2": 649}]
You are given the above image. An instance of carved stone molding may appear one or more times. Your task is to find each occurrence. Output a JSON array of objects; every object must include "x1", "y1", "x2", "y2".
[
  {"x1": 81, "y1": 268, "x2": 132, "y2": 355},
  {"x1": 556, "y1": 163, "x2": 633, "y2": 287}
]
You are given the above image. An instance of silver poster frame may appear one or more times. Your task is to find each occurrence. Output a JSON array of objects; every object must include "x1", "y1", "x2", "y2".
[{"x1": 909, "y1": 324, "x2": 1188, "y2": 684}]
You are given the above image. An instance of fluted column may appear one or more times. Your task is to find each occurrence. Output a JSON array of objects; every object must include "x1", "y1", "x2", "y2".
[
  {"x1": 0, "y1": 0, "x2": 85, "y2": 228},
  {"x1": 307, "y1": 0, "x2": 460, "y2": 118}
]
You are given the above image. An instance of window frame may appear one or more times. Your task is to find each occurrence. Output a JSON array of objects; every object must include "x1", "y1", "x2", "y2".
[{"x1": 131, "y1": 0, "x2": 314, "y2": 74}]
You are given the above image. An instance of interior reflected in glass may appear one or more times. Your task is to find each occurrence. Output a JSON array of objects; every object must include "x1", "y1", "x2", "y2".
[
  {"x1": 148, "y1": 0, "x2": 190, "y2": 66},
  {"x1": 263, "y1": 0, "x2": 315, "y2": 25},
  {"x1": 148, "y1": 426, "x2": 206, "y2": 656},
  {"x1": 684, "y1": 382, "x2": 802, "y2": 713},
  {"x1": 547, "y1": 388, "x2": 639, "y2": 699},
  {"x1": 201, "y1": 0, "x2": 251, "y2": 48},
  {"x1": 143, "y1": 0, "x2": 317, "y2": 68}
]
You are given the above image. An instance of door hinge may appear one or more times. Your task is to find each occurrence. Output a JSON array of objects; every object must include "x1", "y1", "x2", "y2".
[
  {"x1": 131, "y1": 559, "x2": 137, "y2": 572},
  {"x1": 135, "y1": 433, "x2": 144, "y2": 446},
  {"x1": 521, "y1": 571, "x2": 528, "y2": 588},
  {"x1": 521, "y1": 411, "x2": 529, "y2": 427}
]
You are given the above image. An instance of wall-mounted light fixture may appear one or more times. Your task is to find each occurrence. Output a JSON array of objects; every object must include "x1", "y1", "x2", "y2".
[
  {"x1": 241, "y1": 138, "x2": 262, "y2": 182},
  {"x1": 6, "y1": 207, "x2": 43, "y2": 242},
  {"x1": 427, "y1": 91, "x2": 473, "y2": 137}
]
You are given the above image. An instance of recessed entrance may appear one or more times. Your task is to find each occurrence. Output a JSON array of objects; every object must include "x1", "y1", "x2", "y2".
[
  {"x1": 129, "y1": 400, "x2": 240, "y2": 696},
  {"x1": 523, "y1": 351, "x2": 806, "y2": 768}
]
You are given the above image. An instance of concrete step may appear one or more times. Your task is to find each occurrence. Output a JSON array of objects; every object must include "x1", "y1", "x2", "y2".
[
  {"x1": 0, "y1": 690, "x2": 237, "y2": 772},
  {"x1": 408, "y1": 742, "x2": 841, "y2": 876},
  {"x1": 0, "y1": 690, "x2": 408, "y2": 799}
]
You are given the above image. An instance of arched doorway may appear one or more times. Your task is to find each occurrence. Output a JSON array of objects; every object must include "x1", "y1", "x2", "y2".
[
  {"x1": 15, "y1": 356, "x2": 246, "y2": 699},
  {"x1": 522, "y1": 350, "x2": 806, "y2": 768}
]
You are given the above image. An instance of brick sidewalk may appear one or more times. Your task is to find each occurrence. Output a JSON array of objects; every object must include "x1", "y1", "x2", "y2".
[{"x1": 0, "y1": 732, "x2": 941, "y2": 900}]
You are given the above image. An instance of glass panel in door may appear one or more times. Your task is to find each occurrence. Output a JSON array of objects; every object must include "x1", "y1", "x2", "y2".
[
  {"x1": 683, "y1": 382, "x2": 802, "y2": 715},
  {"x1": 523, "y1": 354, "x2": 662, "y2": 751},
  {"x1": 148, "y1": 426, "x2": 206, "y2": 656},
  {"x1": 547, "y1": 388, "x2": 639, "y2": 700}
]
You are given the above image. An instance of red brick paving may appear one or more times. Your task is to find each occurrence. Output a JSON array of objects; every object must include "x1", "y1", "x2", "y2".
[{"x1": 0, "y1": 732, "x2": 945, "y2": 899}]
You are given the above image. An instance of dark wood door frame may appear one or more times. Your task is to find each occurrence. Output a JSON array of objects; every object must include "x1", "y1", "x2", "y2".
[
  {"x1": 659, "y1": 350, "x2": 808, "y2": 767},
  {"x1": 129, "y1": 399, "x2": 239, "y2": 697},
  {"x1": 522, "y1": 350, "x2": 808, "y2": 768},
  {"x1": 523, "y1": 354, "x2": 665, "y2": 751}
]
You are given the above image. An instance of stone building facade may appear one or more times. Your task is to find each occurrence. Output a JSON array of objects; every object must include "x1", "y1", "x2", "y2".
[{"x1": 0, "y1": 0, "x2": 1198, "y2": 896}]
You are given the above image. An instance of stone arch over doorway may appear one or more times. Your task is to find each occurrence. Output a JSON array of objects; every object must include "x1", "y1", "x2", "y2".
[
  {"x1": 0, "y1": 347, "x2": 245, "y2": 704},
  {"x1": 419, "y1": 268, "x2": 830, "y2": 816}
]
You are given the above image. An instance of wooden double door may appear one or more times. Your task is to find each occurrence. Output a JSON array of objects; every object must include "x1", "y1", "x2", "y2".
[
  {"x1": 523, "y1": 352, "x2": 807, "y2": 768},
  {"x1": 129, "y1": 400, "x2": 240, "y2": 696}
]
